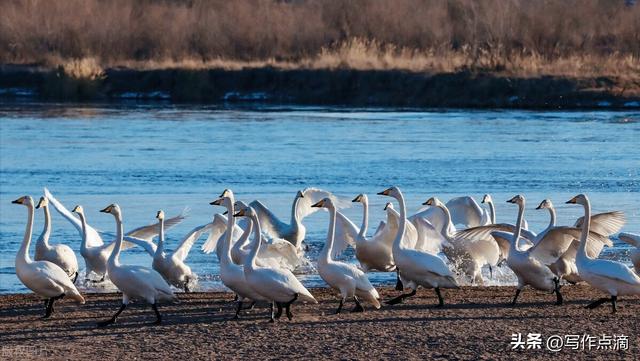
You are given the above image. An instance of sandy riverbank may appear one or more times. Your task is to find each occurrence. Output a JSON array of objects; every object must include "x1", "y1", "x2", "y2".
[{"x1": 0, "y1": 286, "x2": 638, "y2": 360}]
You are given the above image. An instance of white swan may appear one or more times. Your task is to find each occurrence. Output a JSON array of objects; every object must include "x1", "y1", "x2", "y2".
[
  {"x1": 489, "y1": 195, "x2": 563, "y2": 305},
  {"x1": 567, "y1": 194, "x2": 640, "y2": 313},
  {"x1": 312, "y1": 197, "x2": 381, "y2": 313},
  {"x1": 211, "y1": 191, "x2": 267, "y2": 318},
  {"x1": 235, "y1": 205, "x2": 317, "y2": 322},
  {"x1": 424, "y1": 197, "x2": 499, "y2": 285},
  {"x1": 445, "y1": 195, "x2": 491, "y2": 228},
  {"x1": 153, "y1": 210, "x2": 215, "y2": 292},
  {"x1": 45, "y1": 188, "x2": 184, "y2": 280},
  {"x1": 481, "y1": 194, "x2": 529, "y2": 230},
  {"x1": 13, "y1": 196, "x2": 85, "y2": 319},
  {"x1": 619, "y1": 232, "x2": 640, "y2": 275},
  {"x1": 380, "y1": 187, "x2": 458, "y2": 306},
  {"x1": 250, "y1": 188, "x2": 343, "y2": 249},
  {"x1": 96, "y1": 204, "x2": 177, "y2": 326},
  {"x1": 34, "y1": 196, "x2": 79, "y2": 282}
]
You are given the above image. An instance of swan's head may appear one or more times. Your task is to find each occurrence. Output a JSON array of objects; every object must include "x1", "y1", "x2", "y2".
[
  {"x1": 535, "y1": 199, "x2": 553, "y2": 210},
  {"x1": 99, "y1": 204, "x2": 121, "y2": 217},
  {"x1": 219, "y1": 189, "x2": 234, "y2": 199},
  {"x1": 233, "y1": 205, "x2": 255, "y2": 218},
  {"x1": 296, "y1": 190, "x2": 304, "y2": 199},
  {"x1": 481, "y1": 194, "x2": 493, "y2": 204},
  {"x1": 422, "y1": 197, "x2": 443, "y2": 208},
  {"x1": 377, "y1": 186, "x2": 400, "y2": 198},
  {"x1": 566, "y1": 194, "x2": 589, "y2": 206},
  {"x1": 311, "y1": 198, "x2": 334, "y2": 210},
  {"x1": 383, "y1": 202, "x2": 394, "y2": 211},
  {"x1": 11, "y1": 195, "x2": 34, "y2": 207},
  {"x1": 71, "y1": 205, "x2": 84, "y2": 215},
  {"x1": 156, "y1": 210, "x2": 165, "y2": 220},
  {"x1": 352, "y1": 193, "x2": 367, "y2": 203},
  {"x1": 35, "y1": 196, "x2": 48, "y2": 209},
  {"x1": 506, "y1": 195, "x2": 525, "y2": 206}
]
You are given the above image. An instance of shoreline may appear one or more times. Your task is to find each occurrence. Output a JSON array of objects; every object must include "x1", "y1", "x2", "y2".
[
  {"x1": 1, "y1": 285, "x2": 638, "y2": 360},
  {"x1": 1, "y1": 65, "x2": 639, "y2": 110}
]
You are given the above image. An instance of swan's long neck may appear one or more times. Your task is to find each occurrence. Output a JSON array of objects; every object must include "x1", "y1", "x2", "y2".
[
  {"x1": 487, "y1": 200, "x2": 496, "y2": 224},
  {"x1": 233, "y1": 220, "x2": 253, "y2": 254},
  {"x1": 79, "y1": 212, "x2": 89, "y2": 252},
  {"x1": 291, "y1": 195, "x2": 302, "y2": 228},
  {"x1": 37, "y1": 205, "x2": 52, "y2": 248},
  {"x1": 156, "y1": 218, "x2": 165, "y2": 257},
  {"x1": 17, "y1": 205, "x2": 35, "y2": 265},
  {"x1": 320, "y1": 206, "x2": 337, "y2": 265},
  {"x1": 511, "y1": 202, "x2": 525, "y2": 253},
  {"x1": 246, "y1": 215, "x2": 261, "y2": 270},
  {"x1": 108, "y1": 212, "x2": 124, "y2": 267},
  {"x1": 392, "y1": 192, "x2": 407, "y2": 253},
  {"x1": 438, "y1": 203, "x2": 454, "y2": 238},
  {"x1": 357, "y1": 199, "x2": 369, "y2": 240},
  {"x1": 221, "y1": 200, "x2": 235, "y2": 266},
  {"x1": 577, "y1": 200, "x2": 592, "y2": 261},
  {"x1": 547, "y1": 206, "x2": 557, "y2": 229}
]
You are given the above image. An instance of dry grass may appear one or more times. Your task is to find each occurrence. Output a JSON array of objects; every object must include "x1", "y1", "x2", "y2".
[{"x1": 1, "y1": 0, "x2": 639, "y2": 77}]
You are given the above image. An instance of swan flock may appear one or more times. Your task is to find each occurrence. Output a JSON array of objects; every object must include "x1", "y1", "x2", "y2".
[{"x1": 10, "y1": 186, "x2": 639, "y2": 325}]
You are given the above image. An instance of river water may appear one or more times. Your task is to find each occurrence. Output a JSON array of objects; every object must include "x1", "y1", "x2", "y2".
[{"x1": 0, "y1": 103, "x2": 638, "y2": 293}]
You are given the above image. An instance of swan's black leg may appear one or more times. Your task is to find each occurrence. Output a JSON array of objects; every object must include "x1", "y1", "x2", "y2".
[
  {"x1": 489, "y1": 266, "x2": 493, "y2": 279},
  {"x1": 184, "y1": 284, "x2": 190, "y2": 293},
  {"x1": 275, "y1": 302, "x2": 283, "y2": 319},
  {"x1": 234, "y1": 301, "x2": 243, "y2": 319},
  {"x1": 269, "y1": 302, "x2": 275, "y2": 323},
  {"x1": 386, "y1": 289, "x2": 416, "y2": 305},
  {"x1": 97, "y1": 303, "x2": 127, "y2": 327},
  {"x1": 285, "y1": 293, "x2": 298, "y2": 320},
  {"x1": 395, "y1": 270, "x2": 404, "y2": 291},
  {"x1": 351, "y1": 296, "x2": 364, "y2": 312},
  {"x1": 233, "y1": 294, "x2": 239, "y2": 302},
  {"x1": 435, "y1": 288, "x2": 445, "y2": 307},
  {"x1": 586, "y1": 298, "x2": 609, "y2": 309},
  {"x1": 511, "y1": 288, "x2": 521, "y2": 306},
  {"x1": 553, "y1": 279, "x2": 563, "y2": 306},
  {"x1": 72, "y1": 272, "x2": 79, "y2": 284},
  {"x1": 151, "y1": 303, "x2": 162, "y2": 325},
  {"x1": 43, "y1": 298, "x2": 53, "y2": 318},
  {"x1": 611, "y1": 296, "x2": 617, "y2": 313},
  {"x1": 335, "y1": 298, "x2": 344, "y2": 314}
]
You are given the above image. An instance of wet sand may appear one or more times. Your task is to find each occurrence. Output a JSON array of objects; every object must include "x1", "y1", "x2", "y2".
[{"x1": 0, "y1": 286, "x2": 637, "y2": 360}]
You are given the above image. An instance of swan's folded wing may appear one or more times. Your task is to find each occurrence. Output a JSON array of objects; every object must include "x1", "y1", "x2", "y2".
[
  {"x1": 122, "y1": 236, "x2": 157, "y2": 256},
  {"x1": 126, "y1": 209, "x2": 188, "y2": 241},
  {"x1": 44, "y1": 187, "x2": 104, "y2": 247},
  {"x1": 619, "y1": 232, "x2": 640, "y2": 248},
  {"x1": 596, "y1": 260, "x2": 640, "y2": 286},
  {"x1": 333, "y1": 211, "x2": 360, "y2": 257},
  {"x1": 260, "y1": 238, "x2": 301, "y2": 270},
  {"x1": 445, "y1": 196, "x2": 488, "y2": 228},
  {"x1": 249, "y1": 200, "x2": 289, "y2": 238},
  {"x1": 173, "y1": 222, "x2": 216, "y2": 262},
  {"x1": 574, "y1": 211, "x2": 625, "y2": 237}
]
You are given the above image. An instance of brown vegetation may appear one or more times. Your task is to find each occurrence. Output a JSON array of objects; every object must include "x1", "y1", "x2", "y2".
[{"x1": 1, "y1": 0, "x2": 639, "y2": 77}]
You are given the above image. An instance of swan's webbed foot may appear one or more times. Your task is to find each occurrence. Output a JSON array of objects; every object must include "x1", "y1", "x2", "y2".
[
  {"x1": 43, "y1": 293, "x2": 65, "y2": 319},
  {"x1": 97, "y1": 303, "x2": 127, "y2": 327},
  {"x1": 386, "y1": 289, "x2": 416, "y2": 306},
  {"x1": 586, "y1": 297, "x2": 609, "y2": 309}
]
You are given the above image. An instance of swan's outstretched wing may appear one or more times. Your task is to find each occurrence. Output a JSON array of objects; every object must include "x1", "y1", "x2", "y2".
[
  {"x1": 445, "y1": 196, "x2": 489, "y2": 228},
  {"x1": 574, "y1": 211, "x2": 625, "y2": 237},
  {"x1": 173, "y1": 222, "x2": 216, "y2": 262},
  {"x1": 258, "y1": 237, "x2": 301, "y2": 270},
  {"x1": 410, "y1": 206, "x2": 449, "y2": 235},
  {"x1": 122, "y1": 236, "x2": 157, "y2": 256},
  {"x1": 333, "y1": 211, "x2": 360, "y2": 257},
  {"x1": 44, "y1": 187, "x2": 104, "y2": 247},
  {"x1": 530, "y1": 227, "x2": 612, "y2": 265},
  {"x1": 386, "y1": 207, "x2": 421, "y2": 249},
  {"x1": 297, "y1": 188, "x2": 351, "y2": 221},
  {"x1": 126, "y1": 209, "x2": 188, "y2": 241},
  {"x1": 411, "y1": 217, "x2": 448, "y2": 255},
  {"x1": 619, "y1": 232, "x2": 640, "y2": 248},
  {"x1": 455, "y1": 224, "x2": 536, "y2": 243},
  {"x1": 201, "y1": 214, "x2": 244, "y2": 254},
  {"x1": 372, "y1": 221, "x2": 386, "y2": 236},
  {"x1": 249, "y1": 200, "x2": 290, "y2": 238}
]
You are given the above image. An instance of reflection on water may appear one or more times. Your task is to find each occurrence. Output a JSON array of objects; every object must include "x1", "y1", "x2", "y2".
[{"x1": 0, "y1": 103, "x2": 638, "y2": 293}]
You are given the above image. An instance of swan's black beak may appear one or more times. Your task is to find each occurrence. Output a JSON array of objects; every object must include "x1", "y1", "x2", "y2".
[
  {"x1": 535, "y1": 204, "x2": 543, "y2": 210},
  {"x1": 377, "y1": 188, "x2": 392, "y2": 196},
  {"x1": 311, "y1": 200, "x2": 324, "y2": 208},
  {"x1": 352, "y1": 195, "x2": 362, "y2": 202},
  {"x1": 11, "y1": 197, "x2": 24, "y2": 204},
  {"x1": 210, "y1": 198, "x2": 223, "y2": 206},
  {"x1": 506, "y1": 196, "x2": 519, "y2": 204},
  {"x1": 223, "y1": 210, "x2": 228, "y2": 215},
  {"x1": 100, "y1": 204, "x2": 114, "y2": 213},
  {"x1": 383, "y1": 203, "x2": 390, "y2": 210},
  {"x1": 566, "y1": 197, "x2": 577, "y2": 204},
  {"x1": 233, "y1": 210, "x2": 245, "y2": 217},
  {"x1": 422, "y1": 198, "x2": 434, "y2": 206},
  {"x1": 71, "y1": 205, "x2": 81, "y2": 213}
]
